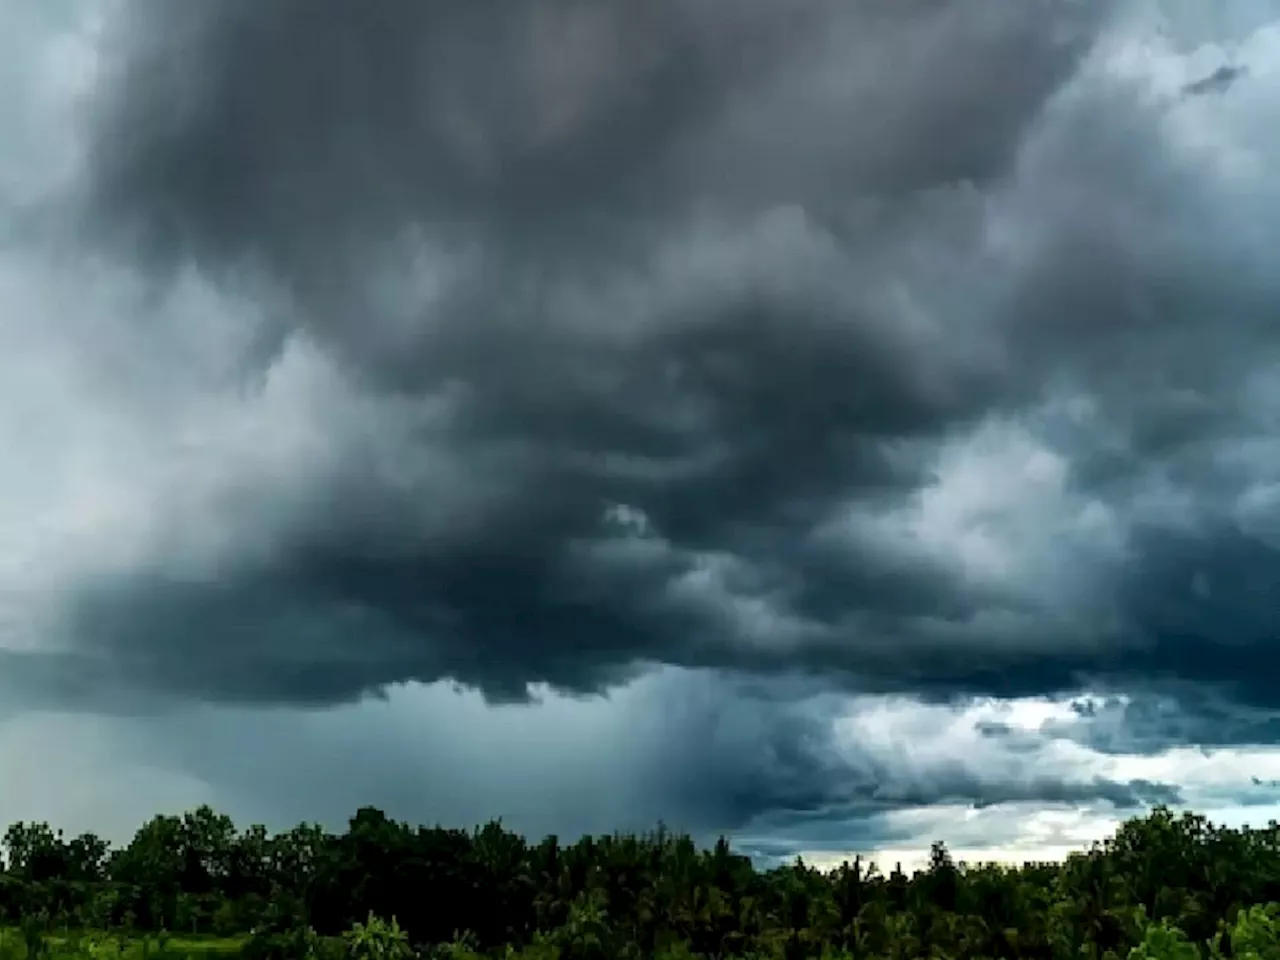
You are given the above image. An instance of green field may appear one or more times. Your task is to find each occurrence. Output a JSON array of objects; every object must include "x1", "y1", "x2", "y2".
[{"x1": 0, "y1": 931, "x2": 245, "y2": 960}]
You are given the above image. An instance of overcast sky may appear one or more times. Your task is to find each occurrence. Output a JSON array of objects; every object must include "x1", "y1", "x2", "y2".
[{"x1": 3, "y1": 0, "x2": 1280, "y2": 870}]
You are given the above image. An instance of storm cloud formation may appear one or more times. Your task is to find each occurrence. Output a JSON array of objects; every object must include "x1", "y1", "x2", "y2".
[
  {"x1": 8, "y1": 0, "x2": 1280, "y2": 871},
  {"x1": 7, "y1": 0, "x2": 1268, "y2": 716}
]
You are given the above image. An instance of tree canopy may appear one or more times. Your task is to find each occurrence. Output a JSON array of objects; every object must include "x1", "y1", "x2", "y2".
[{"x1": 2, "y1": 805, "x2": 1279, "y2": 959}]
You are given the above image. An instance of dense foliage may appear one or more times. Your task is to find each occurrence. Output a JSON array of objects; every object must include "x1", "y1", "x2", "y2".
[{"x1": 2, "y1": 805, "x2": 1280, "y2": 959}]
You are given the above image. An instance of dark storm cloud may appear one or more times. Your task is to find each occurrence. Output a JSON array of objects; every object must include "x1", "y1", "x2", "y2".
[
  {"x1": 89, "y1": 0, "x2": 1100, "y2": 262},
  {"x1": 42, "y1": 0, "x2": 1280, "y2": 718},
  {"x1": 1184, "y1": 64, "x2": 1248, "y2": 97}
]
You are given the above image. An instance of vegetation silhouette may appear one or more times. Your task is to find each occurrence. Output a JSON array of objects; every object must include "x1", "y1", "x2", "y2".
[{"x1": 2, "y1": 805, "x2": 1280, "y2": 958}]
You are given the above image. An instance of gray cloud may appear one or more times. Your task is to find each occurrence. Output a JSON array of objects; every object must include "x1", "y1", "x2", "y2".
[
  {"x1": 1184, "y1": 64, "x2": 1248, "y2": 96},
  {"x1": 1033, "y1": 690, "x2": 1280, "y2": 756},
  {"x1": 0, "y1": 671, "x2": 1184, "y2": 858},
  {"x1": 4, "y1": 0, "x2": 1280, "y2": 736}
]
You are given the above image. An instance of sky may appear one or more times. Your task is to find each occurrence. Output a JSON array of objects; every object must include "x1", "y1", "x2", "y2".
[{"x1": 3, "y1": 0, "x2": 1280, "y2": 872}]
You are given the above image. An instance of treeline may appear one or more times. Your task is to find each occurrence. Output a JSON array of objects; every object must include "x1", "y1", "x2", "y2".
[{"x1": 3, "y1": 804, "x2": 1280, "y2": 958}]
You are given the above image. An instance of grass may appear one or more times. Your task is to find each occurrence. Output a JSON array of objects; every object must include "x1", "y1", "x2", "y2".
[{"x1": 0, "y1": 929, "x2": 245, "y2": 960}]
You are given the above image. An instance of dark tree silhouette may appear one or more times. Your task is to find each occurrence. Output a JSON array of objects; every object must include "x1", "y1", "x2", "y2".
[{"x1": 2, "y1": 804, "x2": 1279, "y2": 959}]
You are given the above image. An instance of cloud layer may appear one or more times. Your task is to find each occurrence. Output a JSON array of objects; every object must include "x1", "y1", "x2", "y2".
[
  {"x1": 2, "y1": 0, "x2": 1280, "y2": 858},
  {"x1": 9, "y1": 0, "x2": 1270, "y2": 711},
  {"x1": 7, "y1": 676, "x2": 1279, "y2": 867}
]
